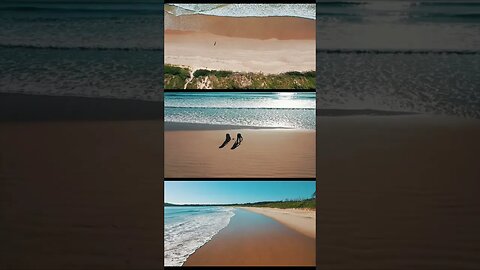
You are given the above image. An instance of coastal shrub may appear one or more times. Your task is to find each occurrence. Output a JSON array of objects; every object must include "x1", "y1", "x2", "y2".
[
  {"x1": 164, "y1": 65, "x2": 190, "y2": 81},
  {"x1": 303, "y1": 71, "x2": 316, "y2": 78},
  {"x1": 187, "y1": 69, "x2": 315, "y2": 89},
  {"x1": 285, "y1": 71, "x2": 303, "y2": 76},
  {"x1": 164, "y1": 75, "x2": 186, "y2": 89},
  {"x1": 193, "y1": 69, "x2": 234, "y2": 78},
  {"x1": 193, "y1": 69, "x2": 211, "y2": 77},
  {"x1": 214, "y1": 70, "x2": 233, "y2": 77},
  {"x1": 285, "y1": 71, "x2": 316, "y2": 78}
]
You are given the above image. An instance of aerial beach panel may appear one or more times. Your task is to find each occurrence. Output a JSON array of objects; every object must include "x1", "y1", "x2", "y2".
[{"x1": 164, "y1": 4, "x2": 316, "y2": 89}]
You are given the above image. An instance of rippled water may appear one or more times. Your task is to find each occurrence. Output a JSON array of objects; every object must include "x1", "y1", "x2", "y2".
[
  {"x1": 0, "y1": 0, "x2": 163, "y2": 100},
  {"x1": 165, "y1": 92, "x2": 316, "y2": 129},
  {"x1": 318, "y1": 53, "x2": 480, "y2": 118},
  {"x1": 317, "y1": 0, "x2": 480, "y2": 118}
]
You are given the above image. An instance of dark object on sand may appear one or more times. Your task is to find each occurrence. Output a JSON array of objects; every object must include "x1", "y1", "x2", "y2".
[
  {"x1": 231, "y1": 133, "x2": 243, "y2": 150},
  {"x1": 214, "y1": 41, "x2": 216, "y2": 46},
  {"x1": 219, "y1": 133, "x2": 231, "y2": 148}
]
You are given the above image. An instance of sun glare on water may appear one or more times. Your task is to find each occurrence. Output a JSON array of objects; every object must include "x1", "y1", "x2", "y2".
[{"x1": 277, "y1": 92, "x2": 295, "y2": 99}]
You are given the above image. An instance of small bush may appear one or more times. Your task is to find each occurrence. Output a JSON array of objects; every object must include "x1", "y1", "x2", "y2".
[
  {"x1": 193, "y1": 69, "x2": 233, "y2": 78},
  {"x1": 193, "y1": 69, "x2": 211, "y2": 77},
  {"x1": 164, "y1": 65, "x2": 190, "y2": 81},
  {"x1": 214, "y1": 70, "x2": 233, "y2": 77}
]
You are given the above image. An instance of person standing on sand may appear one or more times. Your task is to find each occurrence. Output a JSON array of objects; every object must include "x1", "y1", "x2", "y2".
[
  {"x1": 219, "y1": 133, "x2": 231, "y2": 148},
  {"x1": 231, "y1": 133, "x2": 243, "y2": 150}
]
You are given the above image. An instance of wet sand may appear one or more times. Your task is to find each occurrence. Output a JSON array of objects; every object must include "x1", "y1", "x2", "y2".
[
  {"x1": 164, "y1": 127, "x2": 315, "y2": 178},
  {"x1": 184, "y1": 208, "x2": 316, "y2": 266},
  {"x1": 241, "y1": 207, "x2": 316, "y2": 239},
  {"x1": 0, "y1": 95, "x2": 164, "y2": 269},
  {"x1": 317, "y1": 114, "x2": 480, "y2": 269},
  {"x1": 164, "y1": 12, "x2": 315, "y2": 73}
]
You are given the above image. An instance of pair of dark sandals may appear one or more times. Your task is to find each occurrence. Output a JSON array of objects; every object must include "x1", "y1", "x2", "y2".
[{"x1": 219, "y1": 133, "x2": 243, "y2": 150}]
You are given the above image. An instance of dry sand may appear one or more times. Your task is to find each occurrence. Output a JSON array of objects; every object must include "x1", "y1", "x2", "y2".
[
  {"x1": 164, "y1": 12, "x2": 316, "y2": 73},
  {"x1": 317, "y1": 114, "x2": 480, "y2": 270},
  {"x1": 0, "y1": 94, "x2": 165, "y2": 269},
  {"x1": 241, "y1": 207, "x2": 316, "y2": 239},
  {"x1": 164, "y1": 128, "x2": 315, "y2": 178},
  {"x1": 184, "y1": 208, "x2": 315, "y2": 266},
  {"x1": 0, "y1": 119, "x2": 164, "y2": 269}
]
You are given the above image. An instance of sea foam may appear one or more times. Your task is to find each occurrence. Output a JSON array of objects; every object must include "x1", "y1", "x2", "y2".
[
  {"x1": 164, "y1": 207, "x2": 235, "y2": 266},
  {"x1": 167, "y1": 4, "x2": 316, "y2": 20}
]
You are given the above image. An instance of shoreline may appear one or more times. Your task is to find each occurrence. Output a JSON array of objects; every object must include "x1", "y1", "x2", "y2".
[
  {"x1": 183, "y1": 208, "x2": 315, "y2": 266},
  {"x1": 164, "y1": 121, "x2": 313, "y2": 131},
  {"x1": 240, "y1": 207, "x2": 316, "y2": 239},
  {"x1": 165, "y1": 12, "x2": 316, "y2": 40},
  {"x1": 164, "y1": 12, "x2": 315, "y2": 74}
]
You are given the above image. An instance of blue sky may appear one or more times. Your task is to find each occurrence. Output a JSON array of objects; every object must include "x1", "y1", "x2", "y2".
[{"x1": 164, "y1": 181, "x2": 316, "y2": 204}]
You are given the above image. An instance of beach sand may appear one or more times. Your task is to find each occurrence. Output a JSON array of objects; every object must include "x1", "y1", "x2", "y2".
[
  {"x1": 164, "y1": 12, "x2": 316, "y2": 73},
  {"x1": 317, "y1": 114, "x2": 480, "y2": 269},
  {"x1": 184, "y1": 208, "x2": 315, "y2": 266},
  {"x1": 0, "y1": 94, "x2": 164, "y2": 269},
  {"x1": 164, "y1": 126, "x2": 315, "y2": 178},
  {"x1": 241, "y1": 207, "x2": 315, "y2": 239}
]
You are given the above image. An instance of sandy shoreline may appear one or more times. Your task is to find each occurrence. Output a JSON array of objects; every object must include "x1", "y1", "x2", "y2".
[
  {"x1": 164, "y1": 128, "x2": 315, "y2": 178},
  {"x1": 241, "y1": 207, "x2": 316, "y2": 239},
  {"x1": 317, "y1": 114, "x2": 480, "y2": 269},
  {"x1": 164, "y1": 12, "x2": 315, "y2": 73},
  {"x1": 183, "y1": 208, "x2": 315, "y2": 266},
  {"x1": 165, "y1": 12, "x2": 316, "y2": 40},
  {"x1": 0, "y1": 94, "x2": 164, "y2": 269}
]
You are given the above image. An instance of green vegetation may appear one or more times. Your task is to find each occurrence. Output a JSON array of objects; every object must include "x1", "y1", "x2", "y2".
[
  {"x1": 164, "y1": 64, "x2": 191, "y2": 89},
  {"x1": 236, "y1": 198, "x2": 316, "y2": 210},
  {"x1": 164, "y1": 64, "x2": 315, "y2": 89},
  {"x1": 165, "y1": 197, "x2": 316, "y2": 210},
  {"x1": 193, "y1": 69, "x2": 233, "y2": 78}
]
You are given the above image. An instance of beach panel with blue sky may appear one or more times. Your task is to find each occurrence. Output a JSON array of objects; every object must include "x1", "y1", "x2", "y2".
[
  {"x1": 164, "y1": 92, "x2": 316, "y2": 178},
  {"x1": 164, "y1": 181, "x2": 316, "y2": 266}
]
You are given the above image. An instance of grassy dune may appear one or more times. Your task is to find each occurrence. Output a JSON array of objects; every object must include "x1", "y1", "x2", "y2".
[
  {"x1": 164, "y1": 64, "x2": 315, "y2": 89},
  {"x1": 164, "y1": 65, "x2": 190, "y2": 89}
]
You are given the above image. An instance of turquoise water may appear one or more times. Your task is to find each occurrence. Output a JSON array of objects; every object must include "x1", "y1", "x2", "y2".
[
  {"x1": 164, "y1": 206, "x2": 235, "y2": 266},
  {"x1": 164, "y1": 92, "x2": 316, "y2": 130}
]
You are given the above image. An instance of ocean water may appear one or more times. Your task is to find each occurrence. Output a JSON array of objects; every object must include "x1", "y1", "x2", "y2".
[
  {"x1": 164, "y1": 92, "x2": 316, "y2": 129},
  {"x1": 0, "y1": 0, "x2": 163, "y2": 100},
  {"x1": 164, "y1": 206, "x2": 235, "y2": 266},
  {"x1": 317, "y1": 0, "x2": 480, "y2": 118},
  {"x1": 166, "y1": 4, "x2": 316, "y2": 20},
  {"x1": 317, "y1": 0, "x2": 480, "y2": 50}
]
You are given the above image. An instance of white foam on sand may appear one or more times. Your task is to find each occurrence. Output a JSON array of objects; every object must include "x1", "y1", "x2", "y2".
[
  {"x1": 164, "y1": 207, "x2": 235, "y2": 266},
  {"x1": 167, "y1": 4, "x2": 316, "y2": 20}
]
